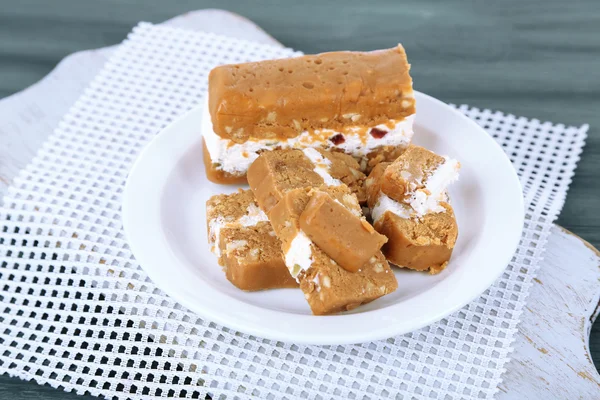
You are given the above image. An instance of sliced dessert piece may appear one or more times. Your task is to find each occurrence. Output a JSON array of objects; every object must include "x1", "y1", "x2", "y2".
[
  {"x1": 269, "y1": 186, "x2": 397, "y2": 315},
  {"x1": 299, "y1": 191, "x2": 388, "y2": 273},
  {"x1": 379, "y1": 144, "x2": 460, "y2": 217},
  {"x1": 206, "y1": 190, "x2": 297, "y2": 290},
  {"x1": 218, "y1": 223, "x2": 298, "y2": 291},
  {"x1": 203, "y1": 45, "x2": 415, "y2": 183},
  {"x1": 248, "y1": 148, "x2": 383, "y2": 273},
  {"x1": 372, "y1": 200, "x2": 458, "y2": 274},
  {"x1": 247, "y1": 148, "x2": 366, "y2": 213},
  {"x1": 366, "y1": 156, "x2": 459, "y2": 274}
]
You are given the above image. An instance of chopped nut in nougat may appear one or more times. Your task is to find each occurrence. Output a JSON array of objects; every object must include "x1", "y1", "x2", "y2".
[
  {"x1": 202, "y1": 45, "x2": 415, "y2": 183},
  {"x1": 299, "y1": 191, "x2": 387, "y2": 272},
  {"x1": 247, "y1": 148, "x2": 366, "y2": 213},
  {"x1": 206, "y1": 189, "x2": 298, "y2": 290},
  {"x1": 269, "y1": 186, "x2": 397, "y2": 315},
  {"x1": 380, "y1": 145, "x2": 460, "y2": 217}
]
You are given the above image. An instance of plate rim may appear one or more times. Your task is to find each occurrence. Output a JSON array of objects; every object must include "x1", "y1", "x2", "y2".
[{"x1": 122, "y1": 91, "x2": 524, "y2": 345}]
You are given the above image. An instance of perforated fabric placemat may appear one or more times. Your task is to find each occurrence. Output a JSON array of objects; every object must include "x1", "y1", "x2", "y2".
[{"x1": 0, "y1": 23, "x2": 588, "y2": 399}]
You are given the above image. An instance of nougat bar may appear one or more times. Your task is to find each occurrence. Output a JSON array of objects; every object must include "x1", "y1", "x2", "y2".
[
  {"x1": 247, "y1": 148, "x2": 366, "y2": 213},
  {"x1": 378, "y1": 145, "x2": 460, "y2": 217},
  {"x1": 248, "y1": 148, "x2": 387, "y2": 273},
  {"x1": 206, "y1": 190, "x2": 298, "y2": 290},
  {"x1": 202, "y1": 45, "x2": 416, "y2": 183},
  {"x1": 269, "y1": 186, "x2": 397, "y2": 315},
  {"x1": 366, "y1": 156, "x2": 459, "y2": 274},
  {"x1": 299, "y1": 191, "x2": 388, "y2": 273},
  {"x1": 373, "y1": 199, "x2": 458, "y2": 274}
]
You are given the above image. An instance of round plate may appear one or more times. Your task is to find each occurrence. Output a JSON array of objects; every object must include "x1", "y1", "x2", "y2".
[{"x1": 122, "y1": 91, "x2": 524, "y2": 345}]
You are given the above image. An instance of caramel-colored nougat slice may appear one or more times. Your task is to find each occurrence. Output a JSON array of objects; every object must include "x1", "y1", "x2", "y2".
[
  {"x1": 209, "y1": 45, "x2": 414, "y2": 142},
  {"x1": 299, "y1": 191, "x2": 387, "y2": 272},
  {"x1": 206, "y1": 189, "x2": 298, "y2": 290},
  {"x1": 269, "y1": 186, "x2": 397, "y2": 315},
  {"x1": 247, "y1": 148, "x2": 366, "y2": 213},
  {"x1": 218, "y1": 222, "x2": 298, "y2": 291},
  {"x1": 248, "y1": 147, "x2": 381, "y2": 274},
  {"x1": 206, "y1": 189, "x2": 261, "y2": 254},
  {"x1": 366, "y1": 158, "x2": 459, "y2": 274},
  {"x1": 381, "y1": 145, "x2": 446, "y2": 203},
  {"x1": 374, "y1": 202, "x2": 458, "y2": 274},
  {"x1": 380, "y1": 144, "x2": 460, "y2": 215}
]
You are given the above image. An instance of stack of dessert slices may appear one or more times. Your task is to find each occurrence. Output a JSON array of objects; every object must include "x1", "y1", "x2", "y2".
[{"x1": 203, "y1": 45, "x2": 460, "y2": 315}]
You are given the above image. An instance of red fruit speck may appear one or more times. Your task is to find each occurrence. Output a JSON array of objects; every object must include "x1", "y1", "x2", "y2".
[
  {"x1": 329, "y1": 134, "x2": 345, "y2": 145},
  {"x1": 370, "y1": 128, "x2": 388, "y2": 139}
]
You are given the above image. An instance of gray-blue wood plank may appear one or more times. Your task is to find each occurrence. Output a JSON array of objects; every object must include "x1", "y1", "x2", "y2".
[{"x1": 0, "y1": 0, "x2": 598, "y2": 397}]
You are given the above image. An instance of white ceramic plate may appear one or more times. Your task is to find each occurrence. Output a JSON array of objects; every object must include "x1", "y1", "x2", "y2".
[{"x1": 122, "y1": 91, "x2": 524, "y2": 345}]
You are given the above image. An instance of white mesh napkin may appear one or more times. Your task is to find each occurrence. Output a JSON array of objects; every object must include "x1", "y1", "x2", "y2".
[{"x1": 0, "y1": 23, "x2": 588, "y2": 400}]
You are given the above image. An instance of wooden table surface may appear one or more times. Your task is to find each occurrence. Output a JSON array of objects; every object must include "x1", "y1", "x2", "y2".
[{"x1": 0, "y1": 1, "x2": 598, "y2": 398}]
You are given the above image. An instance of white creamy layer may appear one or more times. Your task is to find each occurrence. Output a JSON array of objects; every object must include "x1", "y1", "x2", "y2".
[
  {"x1": 408, "y1": 157, "x2": 459, "y2": 217},
  {"x1": 209, "y1": 202, "x2": 269, "y2": 258},
  {"x1": 301, "y1": 148, "x2": 342, "y2": 186},
  {"x1": 208, "y1": 216, "x2": 227, "y2": 258},
  {"x1": 371, "y1": 193, "x2": 412, "y2": 223},
  {"x1": 285, "y1": 231, "x2": 313, "y2": 280},
  {"x1": 202, "y1": 99, "x2": 415, "y2": 174},
  {"x1": 238, "y1": 203, "x2": 268, "y2": 226}
]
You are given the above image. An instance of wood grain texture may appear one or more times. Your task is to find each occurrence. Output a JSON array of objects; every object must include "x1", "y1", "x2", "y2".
[
  {"x1": 498, "y1": 226, "x2": 600, "y2": 399},
  {"x1": 0, "y1": 1, "x2": 598, "y2": 398}
]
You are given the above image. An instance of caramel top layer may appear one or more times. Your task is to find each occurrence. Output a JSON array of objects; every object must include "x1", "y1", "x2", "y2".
[{"x1": 208, "y1": 45, "x2": 414, "y2": 142}]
